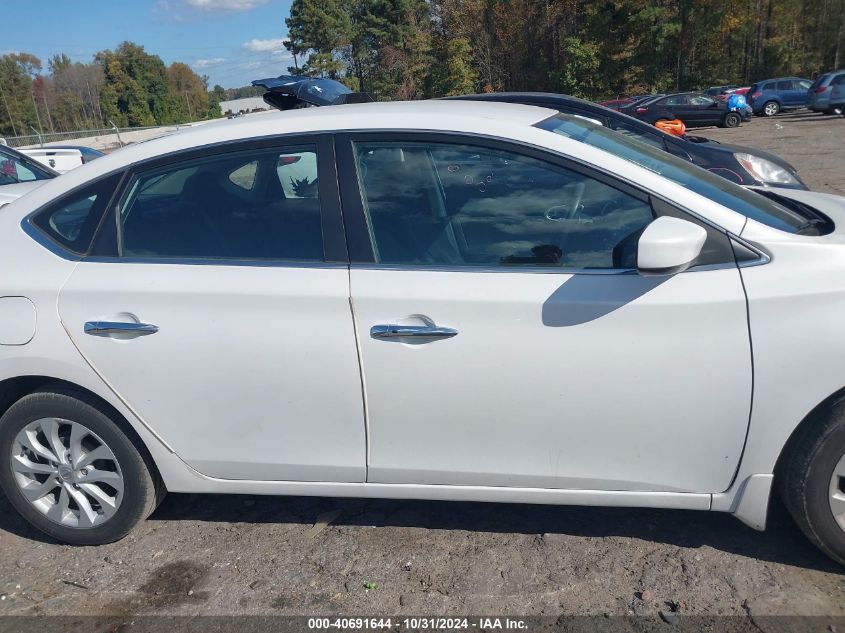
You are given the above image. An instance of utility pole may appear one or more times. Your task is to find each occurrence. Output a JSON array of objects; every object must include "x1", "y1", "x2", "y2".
[
  {"x1": 41, "y1": 90, "x2": 54, "y2": 133},
  {"x1": 0, "y1": 83, "x2": 18, "y2": 136},
  {"x1": 30, "y1": 90, "x2": 43, "y2": 137},
  {"x1": 184, "y1": 90, "x2": 194, "y2": 121}
]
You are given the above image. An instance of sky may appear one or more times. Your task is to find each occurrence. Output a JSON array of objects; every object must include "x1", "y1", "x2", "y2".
[{"x1": 1, "y1": 0, "x2": 295, "y2": 88}]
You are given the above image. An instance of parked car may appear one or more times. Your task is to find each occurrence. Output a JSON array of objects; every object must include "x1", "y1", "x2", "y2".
[
  {"x1": 617, "y1": 94, "x2": 664, "y2": 113},
  {"x1": 629, "y1": 92, "x2": 751, "y2": 127},
  {"x1": 47, "y1": 145, "x2": 105, "y2": 163},
  {"x1": 830, "y1": 73, "x2": 845, "y2": 116},
  {"x1": 6, "y1": 101, "x2": 845, "y2": 567},
  {"x1": 0, "y1": 144, "x2": 57, "y2": 208},
  {"x1": 747, "y1": 76, "x2": 812, "y2": 116},
  {"x1": 808, "y1": 70, "x2": 845, "y2": 114},
  {"x1": 704, "y1": 85, "x2": 740, "y2": 100},
  {"x1": 597, "y1": 98, "x2": 633, "y2": 110},
  {"x1": 448, "y1": 92, "x2": 805, "y2": 188},
  {"x1": 19, "y1": 146, "x2": 103, "y2": 174}
]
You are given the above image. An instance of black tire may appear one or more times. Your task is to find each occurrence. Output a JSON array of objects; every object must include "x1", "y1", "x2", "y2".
[
  {"x1": 722, "y1": 112, "x2": 742, "y2": 128},
  {"x1": 762, "y1": 100, "x2": 780, "y2": 116},
  {"x1": 0, "y1": 386, "x2": 162, "y2": 545},
  {"x1": 780, "y1": 399, "x2": 845, "y2": 565}
]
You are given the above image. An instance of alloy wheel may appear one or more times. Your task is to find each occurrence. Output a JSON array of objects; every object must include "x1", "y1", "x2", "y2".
[
  {"x1": 10, "y1": 418, "x2": 124, "y2": 528},
  {"x1": 764, "y1": 102, "x2": 779, "y2": 116},
  {"x1": 829, "y1": 452, "x2": 845, "y2": 533}
]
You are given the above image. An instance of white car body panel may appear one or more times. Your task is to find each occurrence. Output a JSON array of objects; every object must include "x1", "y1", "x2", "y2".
[
  {"x1": 0, "y1": 180, "x2": 44, "y2": 207},
  {"x1": 352, "y1": 267, "x2": 751, "y2": 493},
  {"x1": 58, "y1": 263, "x2": 366, "y2": 482},
  {"x1": 3, "y1": 100, "x2": 844, "y2": 533}
]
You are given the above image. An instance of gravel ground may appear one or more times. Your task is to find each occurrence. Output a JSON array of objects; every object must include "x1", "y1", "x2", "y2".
[{"x1": 1, "y1": 108, "x2": 845, "y2": 626}]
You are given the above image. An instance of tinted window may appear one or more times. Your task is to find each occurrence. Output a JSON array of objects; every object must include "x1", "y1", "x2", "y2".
[
  {"x1": 762, "y1": 82, "x2": 775, "y2": 91},
  {"x1": 119, "y1": 146, "x2": 324, "y2": 260},
  {"x1": 662, "y1": 95, "x2": 688, "y2": 106},
  {"x1": 776, "y1": 81, "x2": 792, "y2": 91},
  {"x1": 537, "y1": 114, "x2": 808, "y2": 233},
  {"x1": 354, "y1": 142, "x2": 654, "y2": 269},
  {"x1": 833, "y1": 74, "x2": 845, "y2": 86},
  {"x1": 30, "y1": 173, "x2": 122, "y2": 254}
]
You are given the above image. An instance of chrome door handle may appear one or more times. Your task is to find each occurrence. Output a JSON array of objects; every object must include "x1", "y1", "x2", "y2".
[
  {"x1": 370, "y1": 324, "x2": 458, "y2": 340},
  {"x1": 84, "y1": 321, "x2": 159, "y2": 337}
]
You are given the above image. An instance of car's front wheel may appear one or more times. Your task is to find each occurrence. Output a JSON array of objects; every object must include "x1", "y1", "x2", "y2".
[
  {"x1": 781, "y1": 400, "x2": 845, "y2": 565},
  {"x1": 0, "y1": 386, "x2": 163, "y2": 545},
  {"x1": 722, "y1": 112, "x2": 742, "y2": 128},
  {"x1": 762, "y1": 101, "x2": 781, "y2": 116}
]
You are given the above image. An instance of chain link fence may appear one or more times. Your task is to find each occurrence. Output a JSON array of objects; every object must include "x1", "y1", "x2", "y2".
[{"x1": 0, "y1": 124, "x2": 187, "y2": 150}]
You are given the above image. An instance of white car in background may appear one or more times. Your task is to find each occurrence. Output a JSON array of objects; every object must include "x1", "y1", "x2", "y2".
[
  {"x1": 0, "y1": 144, "x2": 57, "y2": 208},
  {"x1": 18, "y1": 145, "x2": 104, "y2": 174},
  {"x1": 4, "y1": 101, "x2": 845, "y2": 566}
]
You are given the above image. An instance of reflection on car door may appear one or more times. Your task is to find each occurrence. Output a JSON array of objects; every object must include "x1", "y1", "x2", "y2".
[
  {"x1": 58, "y1": 136, "x2": 367, "y2": 482},
  {"x1": 341, "y1": 133, "x2": 752, "y2": 494}
]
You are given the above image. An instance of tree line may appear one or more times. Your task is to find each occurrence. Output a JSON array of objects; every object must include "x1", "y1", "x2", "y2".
[
  {"x1": 0, "y1": 43, "x2": 227, "y2": 138},
  {"x1": 285, "y1": 0, "x2": 845, "y2": 99}
]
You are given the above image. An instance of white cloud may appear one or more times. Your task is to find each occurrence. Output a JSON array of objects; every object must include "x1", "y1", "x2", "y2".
[
  {"x1": 193, "y1": 58, "x2": 227, "y2": 69},
  {"x1": 242, "y1": 38, "x2": 287, "y2": 53},
  {"x1": 186, "y1": 0, "x2": 268, "y2": 10}
]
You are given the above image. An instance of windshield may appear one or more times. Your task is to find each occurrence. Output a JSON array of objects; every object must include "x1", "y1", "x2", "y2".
[
  {"x1": 0, "y1": 145, "x2": 55, "y2": 185},
  {"x1": 535, "y1": 114, "x2": 808, "y2": 233}
]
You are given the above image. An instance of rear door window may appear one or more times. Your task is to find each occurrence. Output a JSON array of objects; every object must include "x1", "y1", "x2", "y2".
[{"x1": 118, "y1": 146, "x2": 324, "y2": 261}]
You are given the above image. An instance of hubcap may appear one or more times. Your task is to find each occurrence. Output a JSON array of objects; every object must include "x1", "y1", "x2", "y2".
[
  {"x1": 10, "y1": 418, "x2": 123, "y2": 528},
  {"x1": 829, "y1": 453, "x2": 845, "y2": 532},
  {"x1": 765, "y1": 103, "x2": 778, "y2": 115}
]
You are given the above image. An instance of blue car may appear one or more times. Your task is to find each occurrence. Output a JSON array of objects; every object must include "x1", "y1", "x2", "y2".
[{"x1": 747, "y1": 76, "x2": 813, "y2": 116}]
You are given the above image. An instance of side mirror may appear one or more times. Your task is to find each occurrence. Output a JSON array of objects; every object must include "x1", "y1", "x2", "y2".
[{"x1": 637, "y1": 216, "x2": 707, "y2": 276}]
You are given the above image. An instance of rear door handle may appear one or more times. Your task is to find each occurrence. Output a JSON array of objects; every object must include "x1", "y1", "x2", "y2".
[
  {"x1": 370, "y1": 324, "x2": 458, "y2": 340},
  {"x1": 84, "y1": 321, "x2": 159, "y2": 337}
]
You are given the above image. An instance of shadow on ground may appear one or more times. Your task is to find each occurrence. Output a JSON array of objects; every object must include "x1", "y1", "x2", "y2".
[{"x1": 1, "y1": 487, "x2": 840, "y2": 575}]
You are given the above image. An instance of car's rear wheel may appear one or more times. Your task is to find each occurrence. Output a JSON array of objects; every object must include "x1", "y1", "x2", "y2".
[
  {"x1": 780, "y1": 400, "x2": 845, "y2": 565},
  {"x1": 762, "y1": 101, "x2": 780, "y2": 116},
  {"x1": 0, "y1": 386, "x2": 162, "y2": 545},
  {"x1": 722, "y1": 112, "x2": 742, "y2": 128}
]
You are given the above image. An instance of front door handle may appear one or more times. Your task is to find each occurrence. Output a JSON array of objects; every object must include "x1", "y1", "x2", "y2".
[
  {"x1": 84, "y1": 321, "x2": 159, "y2": 337},
  {"x1": 370, "y1": 324, "x2": 458, "y2": 340}
]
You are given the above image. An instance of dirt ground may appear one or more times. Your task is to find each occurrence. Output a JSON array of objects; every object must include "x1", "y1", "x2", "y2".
[{"x1": 2, "y1": 109, "x2": 845, "y2": 627}]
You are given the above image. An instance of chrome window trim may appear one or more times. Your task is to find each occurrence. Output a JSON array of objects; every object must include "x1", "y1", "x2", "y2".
[
  {"x1": 349, "y1": 261, "x2": 740, "y2": 275},
  {"x1": 82, "y1": 256, "x2": 348, "y2": 270}
]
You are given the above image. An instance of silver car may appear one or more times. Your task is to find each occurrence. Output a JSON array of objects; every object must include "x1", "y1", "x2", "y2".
[{"x1": 809, "y1": 69, "x2": 845, "y2": 114}]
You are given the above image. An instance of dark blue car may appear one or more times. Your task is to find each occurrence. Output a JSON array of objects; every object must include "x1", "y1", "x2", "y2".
[{"x1": 747, "y1": 77, "x2": 813, "y2": 116}]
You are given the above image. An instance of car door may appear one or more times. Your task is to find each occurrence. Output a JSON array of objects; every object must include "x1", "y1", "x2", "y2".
[
  {"x1": 339, "y1": 133, "x2": 752, "y2": 494},
  {"x1": 57, "y1": 136, "x2": 367, "y2": 482},
  {"x1": 686, "y1": 95, "x2": 720, "y2": 125},
  {"x1": 657, "y1": 95, "x2": 689, "y2": 122},
  {"x1": 777, "y1": 80, "x2": 797, "y2": 107}
]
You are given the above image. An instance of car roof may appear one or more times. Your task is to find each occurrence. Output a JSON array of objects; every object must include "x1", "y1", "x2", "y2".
[{"x1": 17, "y1": 100, "x2": 557, "y2": 200}]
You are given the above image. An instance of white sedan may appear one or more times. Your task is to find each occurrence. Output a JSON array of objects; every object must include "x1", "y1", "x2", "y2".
[{"x1": 1, "y1": 101, "x2": 845, "y2": 564}]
